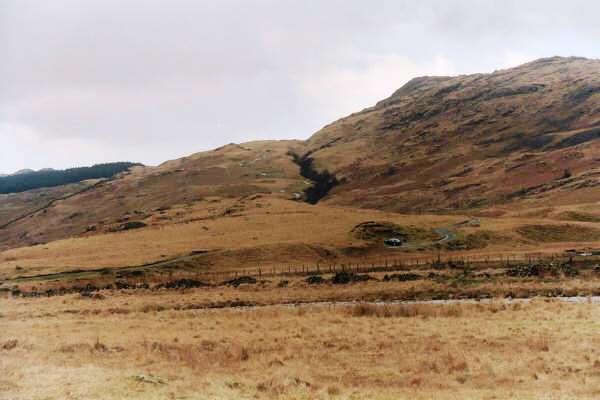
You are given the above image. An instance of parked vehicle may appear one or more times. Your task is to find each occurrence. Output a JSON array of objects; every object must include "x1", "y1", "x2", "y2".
[{"x1": 384, "y1": 237, "x2": 404, "y2": 247}]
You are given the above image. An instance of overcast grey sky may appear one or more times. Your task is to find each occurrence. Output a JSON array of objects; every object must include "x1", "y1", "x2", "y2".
[{"x1": 1, "y1": 0, "x2": 600, "y2": 173}]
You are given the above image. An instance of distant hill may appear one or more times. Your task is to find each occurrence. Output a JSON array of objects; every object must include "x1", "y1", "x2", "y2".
[
  {"x1": 4, "y1": 168, "x2": 55, "y2": 177},
  {"x1": 0, "y1": 162, "x2": 141, "y2": 194},
  {"x1": 0, "y1": 142, "x2": 304, "y2": 249},
  {"x1": 12, "y1": 169, "x2": 36, "y2": 176}
]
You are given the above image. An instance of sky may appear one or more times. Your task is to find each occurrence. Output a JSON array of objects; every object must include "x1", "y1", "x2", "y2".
[{"x1": 2, "y1": 0, "x2": 600, "y2": 173}]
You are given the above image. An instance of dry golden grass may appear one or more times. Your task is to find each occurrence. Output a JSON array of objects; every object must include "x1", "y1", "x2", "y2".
[
  {"x1": 2, "y1": 292, "x2": 600, "y2": 399},
  {"x1": 3, "y1": 195, "x2": 600, "y2": 281},
  {"x1": 0, "y1": 198, "x2": 464, "y2": 278},
  {"x1": 347, "y1": 302, "x2": 465, "y2": 318}
]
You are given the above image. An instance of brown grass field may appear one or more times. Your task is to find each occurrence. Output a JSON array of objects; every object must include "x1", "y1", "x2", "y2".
[
  {"x1": 2, "y1": 258, "x2": 600, "y2": 399},
  {"x1": 3, "y1": 192, "x2": 600, "y2": 399},
  {"x1": 3, "y1": 195, "x2": 600, "y2": 282},
  {"x1": 3, "y1": 289, "x2": 600, "y2": 399}
]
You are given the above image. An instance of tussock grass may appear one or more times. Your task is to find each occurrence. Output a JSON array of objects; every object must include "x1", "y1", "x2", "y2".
[
  {"x1": 3, "y1": 286, "x2": 600, "y2": 399},
  {"x1": 526, "y1": 335, "x2": 551, "y2": 352},
  {"x1": 347, "y1": 303, "x2": 464, "y2": 318}
]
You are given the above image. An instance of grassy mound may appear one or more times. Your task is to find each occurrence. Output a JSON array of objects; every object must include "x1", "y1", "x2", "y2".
[{"x1": 351, "y1": 221, "x2": 440, "y2": 242}]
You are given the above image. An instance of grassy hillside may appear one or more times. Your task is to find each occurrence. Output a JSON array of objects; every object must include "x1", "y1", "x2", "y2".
[
  {"x1": 0, "y1": 141, "x2": 305, "y2": 250},
  {"x1": 0, "y1": 181, "x2": 95, "y2": 226},
  {"x1": 304, "y1": 56, "x2": 600, "y2": 211}
]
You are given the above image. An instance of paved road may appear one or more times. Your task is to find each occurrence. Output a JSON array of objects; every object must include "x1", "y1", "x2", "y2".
[
  {"x1": 433, "y1": 219, "x2": 480, "y2": 244},
  {"x1": 388, "y1": 218, "x2": 480, "y2": 249}
]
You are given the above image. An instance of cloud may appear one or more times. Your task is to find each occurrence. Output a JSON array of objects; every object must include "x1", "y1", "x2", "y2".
[
  {"x1": 2, "y1": 0, "x2": 600, "y2": 173},
  {"x1": 300, "y1": 54, "x2": 456, "y2": 117},
  {"x1": 0, "y1": 122, "x2": 115, "y2": 171},
  {"x1": 502, "y1": 51, "x2": 537, "y2": 70}
]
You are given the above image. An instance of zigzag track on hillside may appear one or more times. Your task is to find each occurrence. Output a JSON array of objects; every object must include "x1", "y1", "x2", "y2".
[{"x1": 0, "y1": 177, "x2": 115, "y2": 231}]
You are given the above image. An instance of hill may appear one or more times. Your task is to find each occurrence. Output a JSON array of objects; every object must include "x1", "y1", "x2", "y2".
[
  {"x1": 1, "y1": 57, "x2": 600, "y2": 273},
  {"x1": 0, "y1": 141, "x2": 305, "y2": 250},
  {"x1": 12, "y1": 169, "x2": 36, "y2": 175},
  {"x1": 0, "y1": 182, "x2": 97, "y2": 228},
  {"x1": 304, "y1": 56, "x2": 600, "y2": 212},
  {"x1": 0, "y1": 162, "x2": 140, "y2": 194}
]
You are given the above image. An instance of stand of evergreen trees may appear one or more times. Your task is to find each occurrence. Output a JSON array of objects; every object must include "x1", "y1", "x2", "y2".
[{"x1": 0, "y1": 162, "x2": 141, "y2": 194}]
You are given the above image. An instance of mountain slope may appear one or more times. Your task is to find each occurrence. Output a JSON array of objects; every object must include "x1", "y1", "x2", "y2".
[
  {"x1": 1, "y1": 56, "x2": 600, "y2": 255},
  {"x1": 305, "y1": 56, "x2": 600, "y2": 212},
  {"x1": 0, "y1": 141, "x2": 306, "y2": 250}
]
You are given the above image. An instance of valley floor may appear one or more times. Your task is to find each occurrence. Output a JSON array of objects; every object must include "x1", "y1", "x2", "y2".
[
  {"x1": 3, "y1": 196, "x2": 600, "y2": 399},
  {"x1": 3, "y1": 280, "x2": 600, "y2": 399}
]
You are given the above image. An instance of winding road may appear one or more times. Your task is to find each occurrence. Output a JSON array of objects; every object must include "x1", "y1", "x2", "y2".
[{"x1": 388, "y1": 218, "x2": 481, "y2": 249}]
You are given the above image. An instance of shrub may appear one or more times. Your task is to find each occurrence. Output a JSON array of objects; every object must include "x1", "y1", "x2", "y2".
[
  {"x1": 2, "y1": 339, "x2": 18, "y2": 350},
  {"x1": 348, "y1": 303, "x2": 464, "y2": 318},
  {"x1": 332, "y1": 272, "x2": 373, "y2": 284},
  {"x1": 383, "y1": 273, "x2": 421, "y2": 282},
  {"x1": 288, "y1": 151, "x2": 339, "y2": 204},
  {"x1": 306, "y1": 275, "x2": 325, "y2": 284}
]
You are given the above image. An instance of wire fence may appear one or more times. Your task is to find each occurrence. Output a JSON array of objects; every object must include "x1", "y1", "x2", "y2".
[{"x1": 163, "y1": 252, "x2": 600, "y2": 284}]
